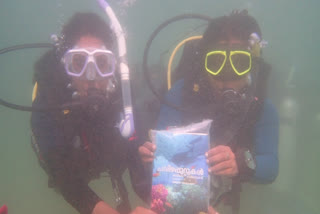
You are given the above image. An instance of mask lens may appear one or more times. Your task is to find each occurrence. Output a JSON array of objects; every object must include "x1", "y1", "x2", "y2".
[
  {"x1": 230, "y1": 52, "x2": 251, "y2": 75},
  {"x1": 95, "y1": 53, "x2": 112, "y2": 75},
  {"x1": 71, "y1": 53, "x2": 87, "y2": 74},
  {"x1": 206, "y1": 52, "x2": 226, "y2": 75}
]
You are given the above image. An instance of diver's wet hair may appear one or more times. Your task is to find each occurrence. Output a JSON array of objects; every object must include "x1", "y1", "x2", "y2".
[
  {"x1": 200, "y1": 10, "x2": 262, "y2": 50},
  {"x1": 59, "y1": 12, "x2": 114, "y2": 57}
]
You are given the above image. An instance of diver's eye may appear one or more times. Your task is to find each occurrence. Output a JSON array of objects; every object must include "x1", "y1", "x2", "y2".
[
  {"x1": 230, "y1": 53, "x2": 250, "y2": 73},
  {"x1": 72, "y1": 54, "x2": 87, "y2": 73},
  {"x1": 207, "y1": 53, "x2": 225, "y2": 73},
  {"x1": 95, "y1": 54, "x2": 109, "y2": 73}
]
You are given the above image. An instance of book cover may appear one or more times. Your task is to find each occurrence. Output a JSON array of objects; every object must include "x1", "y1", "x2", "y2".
[{"x1": 151, "y1": 131, "x2": 210, "y2": 214}]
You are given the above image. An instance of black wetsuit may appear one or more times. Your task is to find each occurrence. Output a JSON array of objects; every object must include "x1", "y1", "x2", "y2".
[{"x1": 30, "y1": 50, "x2": 149, "y2": 214}]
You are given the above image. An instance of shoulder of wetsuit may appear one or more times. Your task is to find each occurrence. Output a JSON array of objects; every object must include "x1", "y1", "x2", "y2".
[
  {"x1": 33, "y1": 49, "x2": 69, "y2": 93},
  {"x1": 33, "y1": 50, "x2": 58, "y2": 83},
  {"x1": 33, "y1": 49, "x2": 71, "y2": 106},
  {"x1": 173, "y1": 39, "x2": 202, "y2": 83}
]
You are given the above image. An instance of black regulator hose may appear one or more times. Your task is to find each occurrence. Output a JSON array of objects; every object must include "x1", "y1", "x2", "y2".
[
  {"x1": 0, "y1": 43, "x2": 76, "y2": 112},
  {"x1": 142, "y1": 13, "x2": 212, "y2": 112},
  {"x1": 0, "y1": 98, "x2": 83, "y2": 112},
  {"x1": 0, "y1": 43, "x2": 54, "y2": 54}
]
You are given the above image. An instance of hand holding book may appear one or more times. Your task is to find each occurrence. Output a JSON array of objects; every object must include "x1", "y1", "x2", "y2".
[{"x1": 206, "y1": 145, "x2": 239, "y2": 177}]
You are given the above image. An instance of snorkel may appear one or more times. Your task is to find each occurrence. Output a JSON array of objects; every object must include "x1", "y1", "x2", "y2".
[{"x1": 97, "y1": 0, "x2": 134, "y2": 138}]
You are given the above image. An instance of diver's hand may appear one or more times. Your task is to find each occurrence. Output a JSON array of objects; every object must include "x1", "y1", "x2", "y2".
[
  {"x1": 139, "y1": 141, "x2": 156, "y2": 163},
  {"x1": 92, "y1": 201, "x2": 119, "y2": 214},
  {"x1": 130, "y1": 206, "x2": 157, "y2": 214},
  {"x1": 206, "y1": 145, "x2": 239, "y2": 177}
]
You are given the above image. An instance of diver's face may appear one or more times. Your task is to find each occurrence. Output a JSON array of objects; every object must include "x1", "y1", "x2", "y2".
[
  {"x1": 71, "y1": 35, "x2": 110, "y2": 97},
  {"x1": 207, "y1": 39, "x2": 251, "y2": 93}
]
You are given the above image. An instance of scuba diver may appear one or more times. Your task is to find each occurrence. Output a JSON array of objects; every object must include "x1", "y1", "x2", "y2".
[
  {"x1": 30, "y1": 12, "x2": 155, "y2": 214},
  {"x1": 139, "y1": 10, "x2": 279, "y2": 214}
]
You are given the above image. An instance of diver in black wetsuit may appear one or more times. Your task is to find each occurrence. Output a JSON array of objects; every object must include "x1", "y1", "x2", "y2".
[{"x1": 31, "y1": 12, "x2": 155, "y2": 214}]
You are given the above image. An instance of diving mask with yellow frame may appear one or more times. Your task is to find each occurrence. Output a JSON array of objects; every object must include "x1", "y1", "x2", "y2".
[{"x1": 205, "y1": 50, "x2": 252, "y2": 76}]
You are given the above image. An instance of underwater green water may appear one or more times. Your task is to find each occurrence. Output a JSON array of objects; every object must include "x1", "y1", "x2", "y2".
[{"x1": 1, "y1": 0, "x2": 320, "y2": 213}]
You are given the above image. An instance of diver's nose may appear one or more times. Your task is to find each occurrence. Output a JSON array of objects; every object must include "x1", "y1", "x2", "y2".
[
  {"x1": 86, "y1": 63, "x2": 97, "y2": 81},
  {"x1": 224, "y1": 59, "x2": 233, "y2": 73}
]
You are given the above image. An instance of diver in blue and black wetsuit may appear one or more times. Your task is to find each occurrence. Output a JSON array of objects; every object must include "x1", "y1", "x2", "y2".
[
  {"x1": 139, "y1": 10, "x2": 279, "y2": 214},
  {"x1": 31, "y1": 13, "x2": 155, "y2": 214}
]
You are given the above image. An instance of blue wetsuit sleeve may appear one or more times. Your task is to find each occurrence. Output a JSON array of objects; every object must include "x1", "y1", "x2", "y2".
[
  {"x1": 252, "y1": 99, "x2": 279, "y2": 183},
  {"x1": 156, "y1": 80, "x2": 184, "y2": 129}
]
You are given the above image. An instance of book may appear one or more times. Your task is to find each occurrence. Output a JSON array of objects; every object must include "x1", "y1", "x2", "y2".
[{"x1": 150, "y1": 121, "x2": 211, "y2": 214}]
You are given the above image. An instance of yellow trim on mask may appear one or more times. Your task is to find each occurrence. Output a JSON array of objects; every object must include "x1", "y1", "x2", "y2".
[
  {"x1": 205, "y1": 51, "x2": 227, "y2": 75},
  {"x1": 167, "y1": 35, "x2": 260, "y2": 90},
  {"x1": 205, "y1": 50, "x2": 252, "y2": 76},
  {"x1": 229, "y1": 50, "x2": 252, "y2": 75}
]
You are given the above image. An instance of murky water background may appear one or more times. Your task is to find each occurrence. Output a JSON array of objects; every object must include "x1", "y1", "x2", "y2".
[{"x1": 0, "y1": 0, "x2": 319, "y2": 213}]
